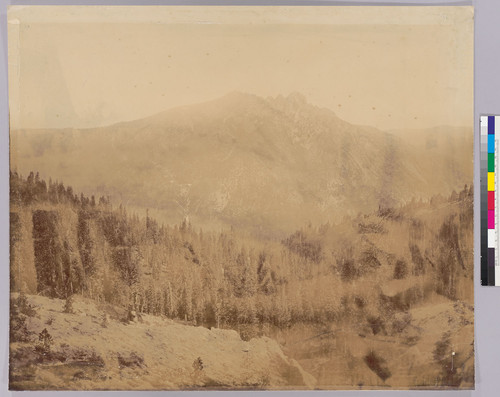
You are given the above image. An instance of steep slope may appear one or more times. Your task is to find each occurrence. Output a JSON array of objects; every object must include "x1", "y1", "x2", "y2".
[
  {"x1": 10, "y1": 92, "x2": 472, "y2": 236},
  {"x1": 273, "y1": 296, "x2": 474, "y2": 390},
  {"x1": 10, "y1": 294, "x2": 316, "y2": 390}
]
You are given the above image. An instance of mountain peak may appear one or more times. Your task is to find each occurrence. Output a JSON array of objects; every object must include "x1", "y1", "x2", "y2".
[
  {"x1": 217, "y1": 91, "x2": 309, "y2": 111},
  {"x1": 223, "y1": 91, "x2": 307, "y2": 105},
  {"x1": 286, "y1": 92, "x2": 307, "y2": 105},
  {"x1": 203, "y1": 91, "x2": 271, "y2": 112},
  {"x1": 221, "y1": 90, "x2": 258, "y2": 101},
  {"x1": 269, "y1": 92, "x2": 307, "y2": 108},
  {"x1": 266, "y1": 92, "x2": 330, "y2": 120}
]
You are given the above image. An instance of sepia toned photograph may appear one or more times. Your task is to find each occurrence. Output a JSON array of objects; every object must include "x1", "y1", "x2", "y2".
[{"x1": 8, "y1": 6, "x2": 474, "y2": 390}]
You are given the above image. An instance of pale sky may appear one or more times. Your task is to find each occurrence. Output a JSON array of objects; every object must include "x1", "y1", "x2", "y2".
[{"x1": 8, "y1": 6, "x2": 473, "y2": 131}]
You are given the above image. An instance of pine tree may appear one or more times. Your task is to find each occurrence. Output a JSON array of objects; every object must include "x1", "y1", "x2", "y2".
[{"x1": 64, "y1": 294, "x2": 75, "y2": 314}]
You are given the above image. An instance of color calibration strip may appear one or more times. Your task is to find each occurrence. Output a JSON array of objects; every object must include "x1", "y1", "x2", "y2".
[{"x1": 481, "y1": 115, "x2": 498, "y2": 285}]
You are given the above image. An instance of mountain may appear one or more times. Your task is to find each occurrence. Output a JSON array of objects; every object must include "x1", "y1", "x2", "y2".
[{"x1": 10, "y1": 92, "x2": 472, "y2": 237}]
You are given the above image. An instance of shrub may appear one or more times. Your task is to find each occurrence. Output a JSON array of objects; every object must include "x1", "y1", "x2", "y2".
[
  {"x1": 363, "y1": 350, "x2": 392, "y2": 382},
  {"x1": 282, "y1": 231, "x2": 323, "y2": 263},
  {"x1": 10, "y1": 306, "x2": 32, "y2": 343},
  {"x1": 409, "y1": 244, "x2": 425, "y2": 275},
  {"x1": 72, "y1": 348, "x2": 105, "y2": 367},
  {"x1": 101, "y1": 313, "x2": 110, "y2": 328},
  {"x1": 124, "y1": 305, "x2": 139, "y2": 323},
  {"x1": 64, "y1": 295, "x2": 75, "y2": 314},
  {"x1": 191, "y1": 356, "x2": 205, "y2": 385},
  {"x1": 433, "y1": 332, "x2": 451, "y2": 362},
  {"x1": 367, "y1": 316, "x2": 385, "y2": 335},
  {"x1": 404, "y1": 335, "x2": 420, "y2": 346},
  {"x1": 17, "y1": 293, "x2": 37, "y2": 317},
  {"x1": 379, "y1": 287, "x2": 424, "y2": 314},
  {"x1": 391, "y1": 312, "x2": 412, "y2": 334},
  {"x1": 358, "y1": 222, "x2": 386, "y2": 234},
  {"x1": 35, "y1": 328, "x2": 53, "y2": 355},
  {"x1": 409, "y1": 218, "x2": 424, "y2": 240},
  {"x1": 193, "y1": 356, "x2": 204, "y2": 372},
  {"x1": 73, "y1": 371, "x2": 87, "y2": 380},
  {"x1": 340, "y1": 259, "x2": 358, "y2": 282},
  {"x1": 378, "y1": 206, "x2": 401, "y2": 221},
  {"x1": 354, "y1": 296, "x2": 366, "y2": 309},
  {"x1": 361, "y1": 248, "x2": 381, "y2": 269},
  {"x1": 10, "y1": 346, "x2": 38, "y2": 367},
  {"x1": 433, "y1": 332, "x2": 462, "y2": 387},
  {"x1": 393, "y1": 259, "x2": 408, "y2": 279},
  {"x1": 117, "y1": 352, "x2": 145, "y2": 369}
]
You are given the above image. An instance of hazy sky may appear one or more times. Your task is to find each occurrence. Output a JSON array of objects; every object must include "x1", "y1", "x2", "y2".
[{"x1": 8, "y1": 6, "x2": 473, "y2": 131}]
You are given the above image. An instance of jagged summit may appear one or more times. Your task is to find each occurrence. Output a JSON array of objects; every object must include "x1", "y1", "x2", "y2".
[
  {"x1": 269, "y1": 92, "x2": 307, "y2": 108},
  {"x1": 217, "y1": 91, "x2": 308, "y2": 108}
]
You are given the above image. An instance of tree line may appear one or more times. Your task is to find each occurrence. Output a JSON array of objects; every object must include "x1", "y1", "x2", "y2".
[{"x1": 10, "y1": 171, "x2": 473, "y2": 336}]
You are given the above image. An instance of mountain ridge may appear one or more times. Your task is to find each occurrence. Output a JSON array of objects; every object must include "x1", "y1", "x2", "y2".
[{"x1": 10, "y1": 92, "x2": 472, "y2": 237}]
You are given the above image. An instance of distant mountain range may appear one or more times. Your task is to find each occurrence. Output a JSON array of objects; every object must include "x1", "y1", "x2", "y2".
[{"x1": 10, "y1": 92, "x2": 473, "y2": 237}]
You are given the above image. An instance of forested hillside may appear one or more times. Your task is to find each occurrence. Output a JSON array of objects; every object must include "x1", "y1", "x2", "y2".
[
  {"x1": 11, "y1": 170, "x2": 326, "y2": 332},
  {"x1": 10, "y1": 171, "x2": 474, "y2": 388},
  {"x1": 10, "y1": 171, "x2": 473, "y2": 333}
]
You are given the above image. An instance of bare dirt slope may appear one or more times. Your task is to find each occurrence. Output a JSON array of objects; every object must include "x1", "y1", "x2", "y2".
[{"x1": 10, "y1": 294, "x2": 315, "y2": 390}]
